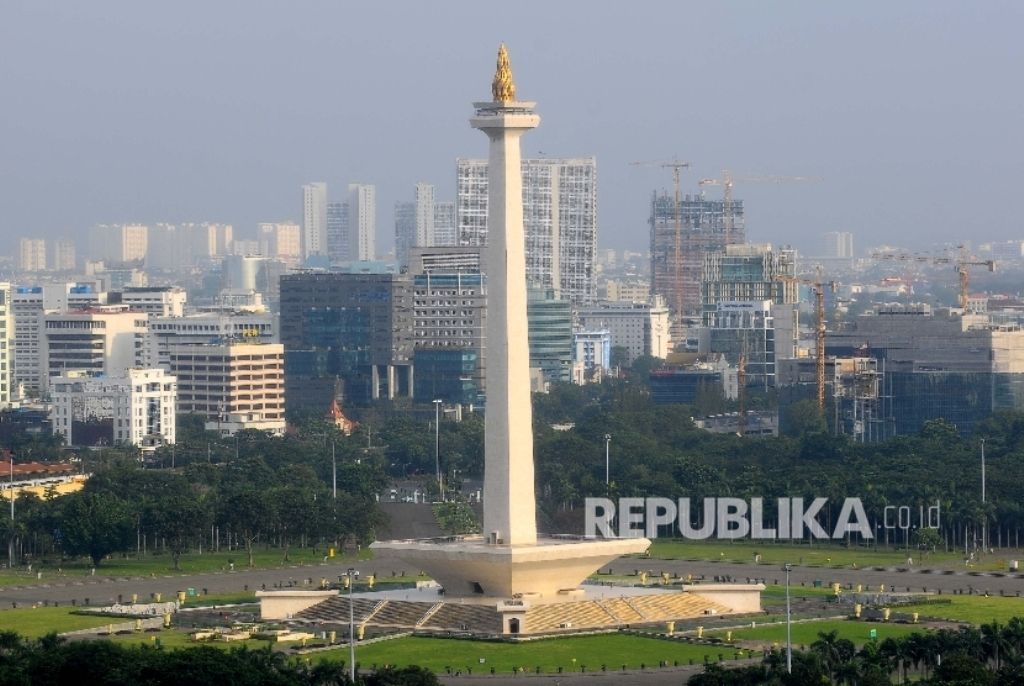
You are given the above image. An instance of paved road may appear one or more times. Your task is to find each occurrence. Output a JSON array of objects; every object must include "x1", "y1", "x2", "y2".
[
  {"x1": 2, "y1": 552, "x2": 1022, "y2": 607},
  {"x1": 436, "y1": 662, "x2": 742, "y2": 686},
  {"x1": 603, "y1": 557, "x2": 1024, "y2": 597}
]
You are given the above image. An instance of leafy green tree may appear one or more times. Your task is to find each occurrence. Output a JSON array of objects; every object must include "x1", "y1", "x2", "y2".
[
  {"x1": 55, "y1": 491, "x2": 133, "y2": 567},
  {"x1": 217, "y1": 487, "x2": 274, "y2": 568},
  {"x1": 782, "y1": 399, "x2": 827, "y2": 437}
]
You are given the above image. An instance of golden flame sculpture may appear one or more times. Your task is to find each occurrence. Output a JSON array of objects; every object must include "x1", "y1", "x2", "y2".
[{"x1": 491, "y1": 43, "x2": 516, "y2": 102}]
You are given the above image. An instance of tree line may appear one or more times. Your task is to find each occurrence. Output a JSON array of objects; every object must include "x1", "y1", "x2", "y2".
[
  {"x1": 0, "y1": 632, "x2": 438, "y2": 686},
  {"x1": 691, "y1": 620, "x2": 1024, "y2": 685}
]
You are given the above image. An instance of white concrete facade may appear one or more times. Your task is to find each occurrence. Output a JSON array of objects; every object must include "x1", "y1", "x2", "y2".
[
  {"x1": 0, "y1": 283, "x2": 12, "y2": 407},
  {"x1": 40, "y1": 306, "x2": 149, "y2": 392},
  {"x1": 348, "y1": 184, "x2": 377, "y2": 261},
  {"x1": 19, "y1": 238, "x2": 47, "y2": 272},
  {"x1": 577, "y1": 297, "x2": 671, "y2": 362},
  {"x1": 50, "y1": 368, "x2": 177, "y2": 448},
  {"x1": 302, "y1": 182, "x2": 328, "y2": 259}
]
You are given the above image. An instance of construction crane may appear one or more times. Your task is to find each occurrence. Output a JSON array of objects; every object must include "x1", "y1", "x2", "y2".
[
  {"x1": 774, "y1": 266, "x2": 836, "y2": 411},
  {"x1": 697, "y1": 171, "x2": 821, "y2": 244},
  {"x1": 871, "y1": 247, "x2": 995, "y2": 310},
  {"x1": 630, "y1": 158, "x2": 690, "y2": 317}
]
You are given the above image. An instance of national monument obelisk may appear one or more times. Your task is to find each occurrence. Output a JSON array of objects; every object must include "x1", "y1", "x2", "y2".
[{"x1": 373, "y1": 46, "x2": 649, "y2": 599}]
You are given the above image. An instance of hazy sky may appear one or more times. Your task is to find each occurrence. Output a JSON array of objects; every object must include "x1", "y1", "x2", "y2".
[{"x1": 2, "y1": 1, "x2": 1021, "y2": 257}]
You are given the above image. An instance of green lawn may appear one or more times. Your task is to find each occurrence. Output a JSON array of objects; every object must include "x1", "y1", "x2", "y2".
[
  {"x1": 899, "y1": 596, "x2": 1024, "y2": 625},
  {"x1": 311, "y1": 634, "x2": 755, "y2": 674},
  {"x1": 645, "y1": 540, "x2": 1016, "y2": 572},
  {"x1": 1, "y1": 548, "x2": 373, "y2": 588},
  {"x1": 0, "y1": 606, "x2": 123, "y2": 638},
  {"x1": 707, "y1": 618, "x2": 927, "y2": 648}
]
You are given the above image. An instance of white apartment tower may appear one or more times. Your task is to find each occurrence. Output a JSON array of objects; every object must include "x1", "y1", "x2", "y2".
[
  {"x1": 51, "y1": 240, "x2": 76, "y2": 271},
  {"x1": 456, "y1": 157, "x2": 598, "y2": 304},
  {"x1": 19, "y1": 239, "x2": 47, "y2": 272},
  {"x1": 433, "y1": 201, "x2": 457, "y2": 247},
  {"x1": 88, "y1": 224, "x2": 148, "y2": 263},
  {"x1": 258, "y1": 222, "x2": 302, "y2": 264},
  {"x1": 302, "y1": 182, "x2": 328, "y2": 259},
  {"x1": 823, "y1": 231, "x2": 854, "y2": 259},
  {"x1": 348, "y1": 183, "x2": 377, "y2": 261},
  {"x1": 0, "y1": 283, "x2": 12, "y2": 407},
  {"x1": 395, "y1": 183, "x2": 439, "y2": 268}
]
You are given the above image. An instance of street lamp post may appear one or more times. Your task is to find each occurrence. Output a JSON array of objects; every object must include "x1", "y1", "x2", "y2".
[
  {"x1": 433, "y1": 399, "x2": 443, "y2": 501},
  {"x1": 332, "y1": 440, "x2": 337, "y2": 500},
  {"x1": 981, "y1": 438, "x2": 987, "y2": 552},
  {"x1": 7, "y1": 456, "x2": 13, "y2": 569},
  {"x1": 784, "y1": 563, "x2": 793, "y2": 674},
  {"x1": 604, "y1": 434, "x2": 611, "y2": 488},
  {"x1": 347, "y1": 567, "x2": 359, "y2": 682}
]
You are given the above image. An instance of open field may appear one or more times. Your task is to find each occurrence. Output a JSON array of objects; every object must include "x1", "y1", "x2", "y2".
[
  {"x1": 0, "y1": 606, "x2": 123, "y2": 638},
  {"x1": 706, "y1": 618, "x2": 927, "y2": 648},
  {"x1": 0, "y1": 548, "x2": 373, "y2": 588},
  {"x1": 899, "y1": 596, "x2": 1024, "y2": 625},
  {"x1": 645, "y1": 539, "x2": 1020, "y2": 572},
  {"x1": 311, "y1": 634, "x2": 756, "y2": 674}
]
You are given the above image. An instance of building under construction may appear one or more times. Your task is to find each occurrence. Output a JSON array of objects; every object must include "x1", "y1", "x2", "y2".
[{"x1": 649, "y1": 192, "x2": 746, "y2": 319}]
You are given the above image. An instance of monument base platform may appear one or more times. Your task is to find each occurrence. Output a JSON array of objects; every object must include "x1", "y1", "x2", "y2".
[
  {"x1": 370, "y1": 535, "x2": 650, "y2": 599},
  {"x1": 260, "y1": 582, "x2": 765, "y2": 637}
]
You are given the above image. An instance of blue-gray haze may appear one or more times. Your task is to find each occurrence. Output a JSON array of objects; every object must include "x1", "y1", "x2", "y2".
[{"x1": 1, "y1": 1, "x2": 1021, "y2": 256}]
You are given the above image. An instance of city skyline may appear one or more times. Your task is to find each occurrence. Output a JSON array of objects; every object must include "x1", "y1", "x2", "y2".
[{"x1": 2, "y1": 2, "x2": 1021, "y2": 259}]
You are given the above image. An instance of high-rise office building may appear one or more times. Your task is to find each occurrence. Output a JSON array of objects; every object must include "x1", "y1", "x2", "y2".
[
  {"x1": 280, "y1": 271, "x2": 412, "y2": 409},
  {"x1": 348, "y1": 184, "x2": 377, "y2": 261},
  {"x1": 168, "y1": 341, "x2": 285, "y2": 436},
  {"x1": 527, "y1": 288, "x2": 573, "y2": 386},
  {"x1": 394, "y1": 201, "x2": 416, "y2": 270},
  {"x1": 577, "y1": 297, "x2": 672, "y2": 362},
  {"x1": 649, "y1": 193, "x2": 746, "y2": 318},
  {"x1": 456, "y1": 157, "x2": 598, "y2": 305},
  {"x1": 302, "y1": 182, "x2": 328, "y2": 259},
  {"x1": 40, "y1": 305, "x2": 148, "y2": 391},
  {"x1": 326, "y1": 202, "x2": 350, "y2": 264},
  {"x1": 19, "y1": 239, "x2": 47, "y2": 272}
]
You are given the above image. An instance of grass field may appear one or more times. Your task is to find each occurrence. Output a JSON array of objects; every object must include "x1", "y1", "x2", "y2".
[
  {"x1": 645, "y1": 539, "x2": 1018, "y2": 572},
  {"x1": 0, "y1": 548, "x2": 373, "y2": 587},
  {"x1": 310, "y1": 634, "x2": 755, "y2": 674},
  {"x1": 898, "y1": 596, "x2": 1024, "y2": 625},
  {"x1": 0, "y1": 606, "x2": 123, "y2": 638},
  {"x1": 706, "y1": 618, "x2": 926, "y2": 648}
]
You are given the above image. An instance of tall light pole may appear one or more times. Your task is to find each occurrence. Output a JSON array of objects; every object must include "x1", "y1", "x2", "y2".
[
  {"x1": 981, "y1": 438, "x2": 987, "y2": 552},
  {"x1": 7, "y1": 456, "x2": 13, "y2": 569},
  {"x1": 433, "y1": 399, "x2": 443, "y2": 501},
  {"x1": 784, "y1": 563, "x2": 793, "y2": 674},
  {"x1": 346, "y1": 568, "x2": 359, "y2": 682},
  {"x1": 332, "y1": 440, "x2": 337, "y2": 500},
  {"x1": 604, "y1": 434, "x2": 612, "y2": 488}
]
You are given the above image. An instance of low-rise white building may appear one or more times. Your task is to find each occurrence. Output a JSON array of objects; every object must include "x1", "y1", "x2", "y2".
[
  {"x1": 50, "y1": 368, "x2": 176, "y2": 449},
  {"x1": 576, "y1": 296, "x2": 671, "y2": 362}
]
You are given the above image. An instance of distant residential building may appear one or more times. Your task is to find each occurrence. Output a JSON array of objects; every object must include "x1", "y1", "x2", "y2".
[
  {"x1": 457, "y1": 157, "x2": 598, "y2": 304},
  {"x1": 189, "y1": 223, "x2": 233, "y2": 261},
  {"x1": 577, "y1": 297, "x2": 671, "y2": 362},
  {"x1": 348, "y1": 184, "x2": 377, "y2": 261},
  {"x1": 50, "y1": 368, "x2": 176, "y2": 449},
  {"x1": 51, "y1": 240, "x2": 76, "y2": 271},
  {"x1": 604, "y1": 279, "x2": 650, "y2": 303},
  {"x1": 395, "y1": 183, "x2": 439, "y2": 269},
  {"x1": 395, "y1": 201, "x2": 416, "y2": 270},
  {"x1": 167, "y1": 341, "x2": 285, "y2": 436},
  {"x1": 258, "y1": 222, "x2": 302, "y2": 264},
  {"x1": 19, "y1": 238, "x2": 47, "y2": 272},
  {"x1": 88, "y1": 224, "x2": 148, "y2": 263},
  {"x1": 0, "y1": 283, "x2": 12, "y2": 407},
  {"x1": 40, "y1": 306, "x2": 149, "y2": 392},
  {"x1": 823, "y1": 231, "x2": 854, "y2": 259},
  {"x1": 302, "y1": 182, "x2": 328, "y2": 259}
]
